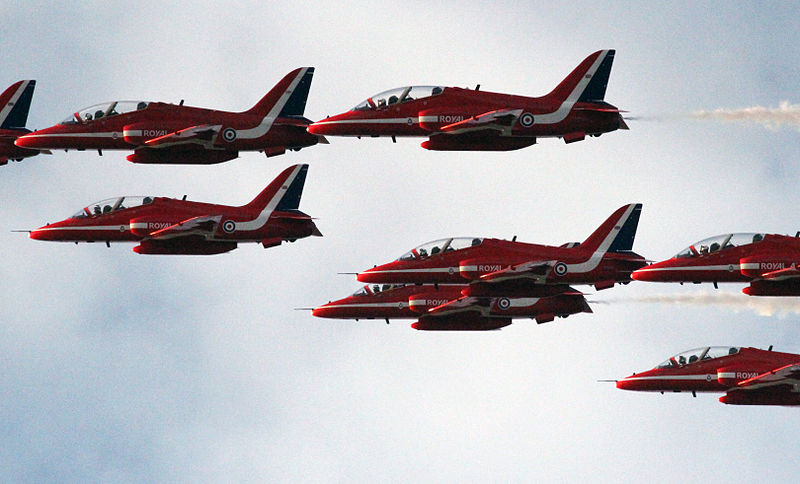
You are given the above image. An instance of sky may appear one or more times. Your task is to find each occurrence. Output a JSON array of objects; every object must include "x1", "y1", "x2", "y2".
[{"x1": 2, "y1": 1, "x2": 800, "y2": 482}]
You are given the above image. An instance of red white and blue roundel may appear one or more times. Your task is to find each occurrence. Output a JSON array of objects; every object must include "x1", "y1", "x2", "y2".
[
  {"x1": 520, "y1": 112, "x2": 534, "y2": 127},
  {"x1": 222, "y1": 127, "x2": 237, "y2": 142},
  {"x1": 222, "y1": 220, "x2": 236, "y2": 233},
  {"x1": 497, "y1": 297, "x2": 511, "y2": 310},
  {"x1": 554, "y1": 262, "x2": 568, "y2": 276}
]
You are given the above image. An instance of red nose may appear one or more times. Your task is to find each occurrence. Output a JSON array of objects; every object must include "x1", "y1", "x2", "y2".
[
  {"x1": 29, "y1": 227, "x2": 53, "y2": 241},
  {"x1": 631, "y1": 267, "x2": 658, "y2": 281},
  {"x1": 14, "y1": 134, "x2": 41, "y2": 149}
]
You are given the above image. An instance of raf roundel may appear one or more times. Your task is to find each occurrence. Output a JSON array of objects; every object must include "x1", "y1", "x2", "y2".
[
  {"x1": 520, "y1": 112, "x2": 534, "y2": 127},
  {"x1": 497, "y1": 297, "x2": 511, "y2": 310},
  {"x1": 222, "y1": 220, "x2": 237, "y2": 233},
  {"x1": 554, "y1": 262, "x2": 568, "y2": 276},
  {"x1": 222, "y1": 127, "x2": 237, "y2": 142}
]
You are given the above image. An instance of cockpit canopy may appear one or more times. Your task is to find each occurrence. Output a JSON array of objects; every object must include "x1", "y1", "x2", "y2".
[
  {"x1": 656, "y1": 346, "x2": 740, "y2": 368},
  {"x1": 71, "y1": 196, "x2": 154, "y2": 219},
  {"x1": 61, "y1": 100, "x2": 149, "y2": 124},
  {"x1": 351, "y1": 284, "x2": 406, "y2": 297},
  {"x1": 674, "y1": 233, "x2": 765, "y2": 258},
  {"x1": 352, "y1": 86, "x2": 444, "y2": 111},
  {"x1": 397, "y1": 237, "x2": 483, "y2": 261}
]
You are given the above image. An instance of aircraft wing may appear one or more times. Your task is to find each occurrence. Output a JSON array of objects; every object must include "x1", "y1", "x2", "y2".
[
  {"x1": 427, "y1": 296, "x2": 489, "y2": 317},
  {"x1": 144, "y1": 124, "x2": 222, "y2": 149},
  {"x1": 439, "y1": 108, "x2": 523, "y2": 136},
  {"x1": 148, "y1": 215, "x2": 222, "y2": 240},
  {"x1": 737, "y1": 364, "x2": 800, "y2": 391},
  {"x1": 720, "y1": 363, "x2": 800, "y2": 404},
  {"x1": 479, "y1": 260, "x2": 555, "y2": 284},
  {"x1": 761, "y1": 266, "x2": 800, "y2": 281},
  {"x1": 406, "y1": 296, "x2": 508, "y2": 330}
]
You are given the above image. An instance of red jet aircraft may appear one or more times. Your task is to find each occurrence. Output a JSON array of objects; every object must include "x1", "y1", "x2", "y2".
[
  {"x1": 616, "y1": 346, "x2": 800, "y2": 406},
  {"x1": 357, "y1": 204, "x2": 646, "y2": 294},
  {"x1": 0, "y1": 80, "x2": 45, "y2": 165},
  {"x1": 15, "y1": 68, "x2": 325, "y2": 164},
  {"x1": 312, "y1": 283, "x2": 591, "y2": 330},
  {"x1": 28, "y1": 164, "x2": 320, "y2": 254},
  {"x1": 308, "y1": 50, "x2": 626, "y2": 151},
  {"x1": 631, "y1": 232, "x2": 800, "y2": 296}
]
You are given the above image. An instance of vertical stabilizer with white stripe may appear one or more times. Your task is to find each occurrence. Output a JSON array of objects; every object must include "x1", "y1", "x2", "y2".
[
  {"x1": 244, "y1": 164, "x2": 309, "y2": 212},
  {"x1": 541, "y1": 50, "x2": 615, "y2": 105},
  {"x1": 243, "y1": 68, "x2": 314, "y2": 118},
  {"x1": 580, "y1": 203, "x2": 642, "y2": 254},
  {"x1": 0, "y1": 80, "x2": 35, "y2": 130}
]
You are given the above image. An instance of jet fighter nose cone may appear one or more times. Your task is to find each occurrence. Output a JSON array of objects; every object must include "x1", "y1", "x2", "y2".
[
  {"x1": 14, "y1": 134, "x2": 36, "y2": 149},
  {"x1": 29, "y1": 227, "x2": 49, "y2": 240},
  {"x1": 615, "y1": 377, "x2": 637, "y2": 391},
  {"x1": 306, "y1": 123, "x2": 325, "y2": 136},
  {"x1": 631, "y1": 267, "x2": 654, "y2": 281}
]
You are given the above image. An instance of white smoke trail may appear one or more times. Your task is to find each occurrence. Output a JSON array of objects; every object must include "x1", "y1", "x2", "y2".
[
  {"x1": 604, "y1": 292, "x2": 800, "y2": 318},
  {"x1": 691, "y1": 101, "x2": 800, "y2": 130}
]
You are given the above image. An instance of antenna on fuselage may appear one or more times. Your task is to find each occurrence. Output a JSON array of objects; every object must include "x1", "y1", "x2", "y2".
[
  {"x1": 182, "y1": 195, "x2": 187, "y2": 200},
  {"x1": 179, "y1": 99, "x2": 184, "y2": 106},
  {"x1": 512, "y1": 235, "x2": 517, "y2": 241},
  {"x1": 475, "y1": 84, "x2": 480, "y2": 90},
  {"x1": 768, "y1": 345, "x2": 773, "y2": 351}
]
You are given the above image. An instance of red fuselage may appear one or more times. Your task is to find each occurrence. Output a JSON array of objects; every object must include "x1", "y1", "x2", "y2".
[
  {"x1": 632, "y1": 234, "x2": 800, "y2": 295},
  {"x1": 15, "y1": 103, "x2": 320, "y2": 164},
  {"x1": 617, "y1": 347, "x2": 800, "y2": 405},
  {"x1": 30, "y1": 197, "x2": 319, "y2": 254},
  {"x1": 308, "y1": 87, "x2": 625, "y2": 150},
  {"x1": 357, "y1": 238, "x2": 646, "y2": 289},
  {"x1": 313, "y1": 284, "x2": 591, "y2": 329},
  {"x1": 313, "y1": 285, "x2": 466, "y2": 320}
]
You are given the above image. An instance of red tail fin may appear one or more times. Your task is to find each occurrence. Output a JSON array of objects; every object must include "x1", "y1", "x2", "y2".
[
  {"x1": 542, "y1": 50, "x2": 615, "y2": 104},
  {"x1": 244, "y1": 164, "x2": 309, "y2": 212},
  {"x1": 243, "y1": 67, "x2": 314, "y2": 118},
  {"x1": 0, "y1": 80, "x2": 36, "y2": 130},
  {"x1": 580, "y1": 203, "x2": 642, "y2": 254}
]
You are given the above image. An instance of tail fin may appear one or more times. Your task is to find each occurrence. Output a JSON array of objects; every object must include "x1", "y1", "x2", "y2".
[
  {"x1": 244, "y1": 164, "x2": 309, "y2": 212},
  {"x1": 580, "y1": 203, "x2": 642, "y2": 254},
  {"x1": 243, "y1": 67, "x2": 314, "y2": 118},
  {"x1": 0, "y1": 80, "x2": 36, "y2": 130},
  {"x1": 543, "y1": 50, "x2": 615, "y2": 104}
]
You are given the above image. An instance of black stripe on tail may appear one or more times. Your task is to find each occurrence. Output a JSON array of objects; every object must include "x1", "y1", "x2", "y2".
[
  {"x1": 1, "y1": 80, "x2": 35, "y2": 129},
  {"x1": 279, "y1": 68, "x2": 314, "y2": 117},
  {"x1": 275, "y1": 164, "x2": 309, "y2": 211},
  {"x1": 608, "y1": 202, "x2": 641, "y2": 253},
  {"x1": 577, "y1": 50, "x2": 614, "y2": 103}
]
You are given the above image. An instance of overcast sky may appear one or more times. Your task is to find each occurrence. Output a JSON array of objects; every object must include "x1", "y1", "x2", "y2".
[{"x1": 2, "y1": 1, "x2": 800, "y2": 482}]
